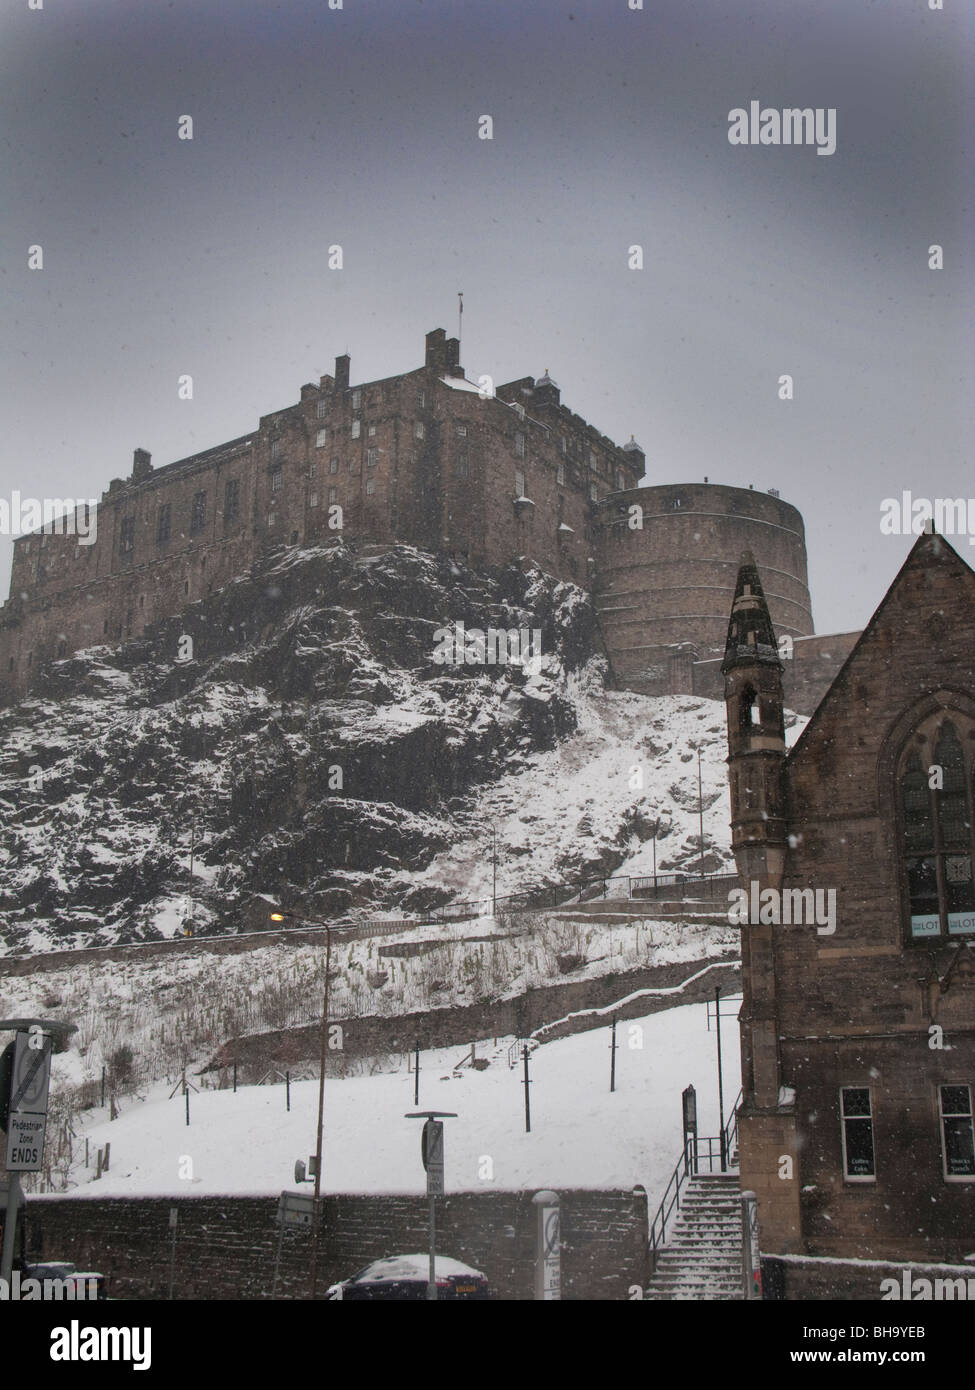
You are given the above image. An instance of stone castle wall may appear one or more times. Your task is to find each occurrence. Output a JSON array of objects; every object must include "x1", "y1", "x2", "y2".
[{"x1": 0, "y1": 328, "x2": 853, "y2": 715}]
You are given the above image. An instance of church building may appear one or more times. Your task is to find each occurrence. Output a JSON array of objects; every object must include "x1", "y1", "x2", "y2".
[{"x1": 723, "y1": 531, "x2": 975, "y2": 1297}]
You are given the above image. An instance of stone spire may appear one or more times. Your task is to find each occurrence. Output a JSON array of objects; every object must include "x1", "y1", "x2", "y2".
[{"x1": 721, "y1": 550, "x2": 782, "y2": 673}]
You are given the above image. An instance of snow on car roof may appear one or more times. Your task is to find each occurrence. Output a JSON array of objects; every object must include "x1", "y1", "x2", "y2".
[{"x1": 357, "y1": 1254, "x2": 485, "y2": 1282}]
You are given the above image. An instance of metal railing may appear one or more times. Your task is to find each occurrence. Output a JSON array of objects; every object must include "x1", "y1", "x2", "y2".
[
  {"x1": 647, "y1": 1093, "x2": 743, "y2": 1271},
  {"x1": 648, "y1": 1134, "x2": 696, "y2": 1266},
  {"x1": 428, "y1": 870, "x2": 740, "y2": 925}
]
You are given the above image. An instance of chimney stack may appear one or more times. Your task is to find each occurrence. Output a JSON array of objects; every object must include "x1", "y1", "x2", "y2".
[
  {"x1": 444, "y1": 336, "x2": 463, "y2": 378},
  {"x1": 334, "y1": 354, "x2": 350, "y2": 391},
  {"x1": 425, "y1": 328, "x2": 447, "y2": 374},
  {"x1": 132, "y1": 448, "x2": 152, "y2": 482}
]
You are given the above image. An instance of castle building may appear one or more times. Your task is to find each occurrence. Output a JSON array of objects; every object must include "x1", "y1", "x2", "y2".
[
  {"x1": 0, "y1": 325, "x2": 855, "y2": 712},
  {"x1": 724, "y1": 532, "x2": 975, "y2": 1296}
]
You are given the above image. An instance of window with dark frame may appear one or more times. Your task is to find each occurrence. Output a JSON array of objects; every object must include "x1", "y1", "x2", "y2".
[
  {"x1": 900, "y1": 718, "x2": 975, "y2": 940},
  {"x1": 223, "y1": 479, "x2": 240, "y2": 527},
  {"x1": 840, "y1": 1087, "x2": 876, "y2": 1180},
  {"x1": 157, "y1": 503, "x2": 171, "y2": 545},
  {"x1": 940, "y1": 1085, "x2": 975, "y2": 1178},
  {"x1": 120, "y1": 516, "x2": 135, "y2": 554},
  {"x1": 190, "y1": 491, "x2": 207, "y2": 534}
]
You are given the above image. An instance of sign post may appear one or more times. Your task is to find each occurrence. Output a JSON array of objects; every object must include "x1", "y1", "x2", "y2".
[
  {"x1": 406, "y1": 1110, "x2": 457, "y2": 1302},
  {"x1": 0, "y1": 1017, "x2": 76, "y2": 1289},
  {"x1": 682, "y1": 1083, "x2": 698, "y2": 1174},
  {"x1": 532, "y1": 1190, "x2": 561, "y2": 1300}
]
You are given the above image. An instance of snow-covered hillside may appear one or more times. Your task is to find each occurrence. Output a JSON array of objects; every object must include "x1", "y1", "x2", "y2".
[
  {"x1": 40, "y1": 1000, "x2": 740, "y2": 1201},
  {"x1": 0, "y1": 542, "x2": 801, "y2": 954}
]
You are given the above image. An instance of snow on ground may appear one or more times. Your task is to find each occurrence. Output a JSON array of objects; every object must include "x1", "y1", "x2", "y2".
[{"x1": 53, "y1": 1000, "x2": 739, "y2": 1203}]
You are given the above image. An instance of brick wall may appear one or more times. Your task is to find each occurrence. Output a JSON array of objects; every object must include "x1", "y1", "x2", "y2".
[
  {"x1": 595, "y1": 482, "x2": 813, "y2": 700},
  {"x1": 27, "y1": 1188, "x2": 649, "y2": 1301},
  {"x1": 761, "y1": 1253, "x2": 975, "y2": 1301}
]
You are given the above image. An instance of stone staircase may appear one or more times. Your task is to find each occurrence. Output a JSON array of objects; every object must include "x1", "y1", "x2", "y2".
[{"x1": 644, "y1": 1172, "x2": 744, "y2": 1300}]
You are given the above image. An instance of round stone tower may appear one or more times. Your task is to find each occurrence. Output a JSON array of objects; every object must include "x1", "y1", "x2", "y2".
[{"x1": 593, "y1": 482, "x2": 813, "y2": 698}]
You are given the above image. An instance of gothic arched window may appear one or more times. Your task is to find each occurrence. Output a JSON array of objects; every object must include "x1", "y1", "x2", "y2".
[{"x1": 899, "y1": 718, "x2": 975, "y2": 941}]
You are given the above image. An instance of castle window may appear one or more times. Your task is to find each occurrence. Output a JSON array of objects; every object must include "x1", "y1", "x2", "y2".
[
  {"x1": 515, "y1": 432, "x2": 525, "y2": 458},
  {"x1": 308, "y1": 462, "x2": 317, "y2": 480},
  {"x1": 271, "y1": 467, "x2": 283, "y2": 494},
  {"x1": 352, "y1": 389, "x2": 361, "y2": 410},
  {"x1": 351, "y1": 420, "x2": 361, "y2": 439},
  {"x1": 414, "y1": 421, "x2": 425, "y2": 440},
  {"x1": 328, "y1": 487, "x2": 337, "y2": 504},
  {"x1": 557, "y1": 462, "x2": 565, "y2": 486},
  {"x1": 316, "y1": 429, "x2": 327, "y2": 448},
  {"x1": 366, "y1": 448, "x2": 378, "y2": 468},
  {"x1": 840, "y1": 1087, "x2": 876, "y2": 1181},
  {"x1": 368, "y1": 424, "x2": 376, "y2": 437},
  {"x1": 559, "y1": 438, "x2": 566, "y2": 456},
  {"x1": 589, "y1": 450, "x2": 597, "y2": 469},
  {"x1": 456, "y1": 424, "x2": 467, "y2": 437},
  {"x1": 454, "y1": 456, "x2": 469, "y2": 480},
  {"x1": 515, "y1": 471, "x2": 525, "y2": 498},
  {"x1": 366, "y1": 478, "x2": 376, "y2": 496},
  {"x1": 224, "y1": 479, "x2": 240, "y2": 526},
  {"x1": 120, "y1": 516, "x2": 135, "y2": 554},
  {"x1": 103, "y1": 620, "x2": 108, "y2": 635},
  {"x1": 349, "y1": 456, "x2": 360, "y2": 474},
  {"x1": 190, "y1": 491, "x2": 207, "y2": 534},
  {"x1": 940, "y1": 1085, "x2": 975, "y2": 1179},
  {"x1": 616, "y1": 470, "x2": 625, "y2": 491},
  {"x1": 309, "y1": 491, "x2": 319, "y2": 508},
  {"x1": 27, "y1": 651, "x2": 32, "y2": 667},
  {"x1": 589, "y1": 483, "x2": 598, "y2": 502},
  {"x1": 270, "y1": 439, "x2": 281, "y2": 460},
  {"x1": 417, "y1": 389, "x2": 425, "y2": 409},
  {"x1": 900, "y1": 719, "x2": 975, "y2": 940},
  {"x1": 157, "y1": 504, "x2": 171, "y2": 545},
  {"x1": 329, "y1": 458, "x2": 339, "y2": 474},
  {"x1": 316, "y1": 399, "x2": 328, "y2": 419},
  {"x1": 57, "y1": 640, "x2": 66, "y2": 657}
]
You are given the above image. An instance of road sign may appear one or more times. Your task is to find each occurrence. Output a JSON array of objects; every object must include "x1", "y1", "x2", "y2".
[
  {"x1": 277, "y1": 1191, "x2": 316, "y2": 1229},
  {"x1": 5, "y1": 1030, "x2": 52, "y2": 1171},
  {"x1": 422, "y1": 1119, "x2": 444, "y2": 1196}
]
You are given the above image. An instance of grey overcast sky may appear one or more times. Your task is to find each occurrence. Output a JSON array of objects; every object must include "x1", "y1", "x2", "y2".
[{"x1": 1, "y1": 0, "x2": 972, "y2": 636}]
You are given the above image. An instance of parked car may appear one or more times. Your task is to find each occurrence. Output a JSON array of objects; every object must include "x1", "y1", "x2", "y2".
[{"x1": 326, "y1": 1254, "x2": 490, "y2": 1300}]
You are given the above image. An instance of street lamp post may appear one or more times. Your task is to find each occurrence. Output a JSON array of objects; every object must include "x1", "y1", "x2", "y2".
[
  {"x1": 697, "y1": 750, "x2": 705, "y2": 879},
  {"x1": 269, "y1": 908, "x2": 348, "y2": 1300},
  {"x1": 491, "y1": 825, "x2": 498, "y2": 918}
]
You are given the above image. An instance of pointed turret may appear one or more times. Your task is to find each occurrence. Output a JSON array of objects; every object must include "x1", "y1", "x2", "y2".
[
  {"x1": 721, "y1": 550, "x2": 781, "y2": 672},
  {"x1": 723, "y1": 552, "x2": 788, "y2": 890},
  {"x1": 723, "y1": 552, "x2": 790, "y2": 1113}
]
